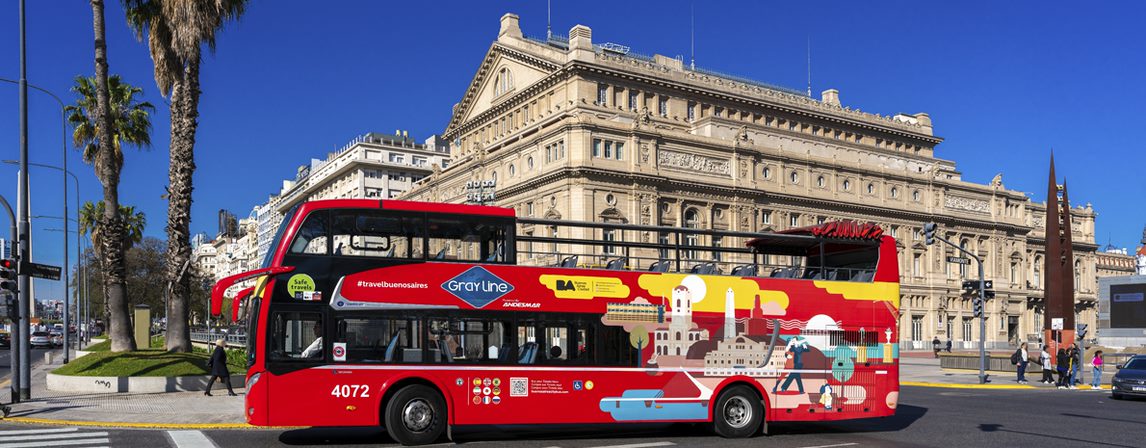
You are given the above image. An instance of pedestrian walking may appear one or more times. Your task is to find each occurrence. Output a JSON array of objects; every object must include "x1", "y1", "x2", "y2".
[
  {"x1": 1091, "y1": 350, "x2": 1104, "y2": 389},
  {"x1": 205, "y1": 339, "x2": 237, "y2": 397},
  {"x1": 1039, "y1": 345, "x2": 1054, "y2": 384},
  {"x1": 945, "y1": 338, "x2": 952, "y2": 353},
  {"x1": 932, "y1": 336, "x2": 942, "y2": 358},
  {"x1": 1056, "y1": 348, "x2": 1070, "y2": 389}
]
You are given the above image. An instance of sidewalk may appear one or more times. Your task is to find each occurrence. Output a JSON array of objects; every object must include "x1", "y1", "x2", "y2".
[
  {"x1": 1, "y1": 348, "x2": 250, "y2": 428},
  {"x1": 900, "y1": 356, "x2": 1112, "y2": 390}
]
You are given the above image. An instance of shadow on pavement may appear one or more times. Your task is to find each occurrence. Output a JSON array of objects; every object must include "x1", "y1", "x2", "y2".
[
  {"x1": 978, "y1": 423, "x2": 1136, "y2": 448},
  {"x1": 1060, "y1": 412, "x2": 1146, "y2": 426},
  {"x1": 7, "y1": 405, "x2": 86, "y2": 418},
  {"x1": 767, "y1": 404, "x2": 928, "y2": 436},
  {"x1": 278, "y1": 427, "x2": 393, "y2": 446}
]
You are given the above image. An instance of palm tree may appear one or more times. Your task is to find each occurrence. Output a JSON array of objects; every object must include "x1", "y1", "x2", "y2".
[
  {"x1": 80, "y1": 200, "x2": 148, "y2": 321},
  {"x1": 124, "y1": 0, "x2": 247, "y2": 353},
  {"x1": 83, "y1": 0, "x2": 151, "y2": 352},
  {"x1": 79, "y1": 201, "x2": 148, "y2": 254}
]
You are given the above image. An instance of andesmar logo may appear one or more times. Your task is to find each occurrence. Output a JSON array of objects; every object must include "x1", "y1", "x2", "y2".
[{"x1": 442, "y1": 266, "x2": 514, "y2": 308}]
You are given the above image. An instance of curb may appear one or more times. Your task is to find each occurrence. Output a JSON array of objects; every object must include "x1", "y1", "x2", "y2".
[
  {"x1": 0, "y1": 417, "x2": 299, "y2": 431},
  {"x1": 903, "y1": 381, "x2": 1113, "y2": 390},
  {"x1": 47, "y1": 372, "x2": 246, "y2": 394}
]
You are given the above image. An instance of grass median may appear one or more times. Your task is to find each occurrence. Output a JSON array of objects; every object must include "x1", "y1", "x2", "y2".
[{"x1": 57, "y1": 338, "x2": 246, "y2": 377}]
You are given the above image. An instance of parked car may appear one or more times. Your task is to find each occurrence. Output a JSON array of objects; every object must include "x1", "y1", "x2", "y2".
[
  {"x1": 1112, "y1": 355, "x2": 1146, "y2": 400},
  {"x1": 29, "y1": 331, "x2": 51, "y2": 348},
  {"x1": 0, "y1": 331, "x2": 9, "y2": 347},
  {"x1": 48, "y1": 330, "x2": 64, "y2": 347}
]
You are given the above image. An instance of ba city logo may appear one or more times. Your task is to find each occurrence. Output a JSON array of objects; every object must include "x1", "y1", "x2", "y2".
[{"x1": 442, "y1": 266, "x2": 514, "y2": 308}]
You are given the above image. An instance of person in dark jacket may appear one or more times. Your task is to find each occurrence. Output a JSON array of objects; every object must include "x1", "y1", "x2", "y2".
[
  {"x1": 206, "y1": 339, "x2": 237, "y2": 396},
  {"x1": 1055, "y1": 348, "x2": 1070, "y2": 389}
]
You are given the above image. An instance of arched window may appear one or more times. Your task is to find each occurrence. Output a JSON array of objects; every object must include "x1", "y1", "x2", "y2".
[
  {"x1": 959, "y1": 239, "x2": 969, "y2": 278},
  {"x1": 494, "y1": 68, "x2": 514, "y2": 96},
  {"x1": 1033, "y1": 256, "x2": 1042, "y2": 286},
  {"x1": 1074, "y1": 259, "x2": 1082, "y2": 289}
]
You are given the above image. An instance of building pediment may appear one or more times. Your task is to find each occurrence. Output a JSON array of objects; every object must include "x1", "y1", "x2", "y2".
[{"x1": 446, "y1": 43, "x2": 561, "y2": 136}]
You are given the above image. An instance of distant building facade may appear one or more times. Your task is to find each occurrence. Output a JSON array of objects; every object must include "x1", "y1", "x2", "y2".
[{"x1": 403, "y1": 13, "x2": 1101, "y2": 350}]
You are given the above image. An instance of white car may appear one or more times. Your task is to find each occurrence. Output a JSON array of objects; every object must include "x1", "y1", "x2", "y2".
[{"x1": 29, "y1": 331, "x2": 51, "y2": 348}]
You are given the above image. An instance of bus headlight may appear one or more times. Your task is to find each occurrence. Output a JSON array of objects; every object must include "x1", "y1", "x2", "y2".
[{"x1": 246, "y1": 372, "x2": 262, "y2": 390}]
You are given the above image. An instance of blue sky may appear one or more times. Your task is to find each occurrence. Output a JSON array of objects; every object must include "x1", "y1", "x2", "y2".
[{"x1": 2, "y1": 1, "x2": 1145, "y2": 300}]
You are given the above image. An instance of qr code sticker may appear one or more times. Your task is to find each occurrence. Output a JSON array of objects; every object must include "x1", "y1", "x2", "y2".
[{"x1": 509, "y1": 377, "x2": 528, "y2": 397}]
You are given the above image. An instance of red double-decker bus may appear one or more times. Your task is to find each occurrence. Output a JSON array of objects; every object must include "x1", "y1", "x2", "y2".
[{"x1": 212, "y1": 199, "x2": 901, "y2": 445}]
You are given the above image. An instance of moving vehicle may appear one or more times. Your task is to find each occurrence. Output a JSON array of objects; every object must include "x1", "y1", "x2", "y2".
[
  {"x1": 1112, "y1": 355, "x2": 1146, "y2": 400},
  {"x1": 49, "y1": 329, "x2": 64, "y2": 347},
  {"x1": 29, "y1": 331, "x2": 51, "y2": 348},
  {"x1": 0, "y1": 331, "x2": 9, "y2": 348},
  {"x1": 212, "y1": 199, "x2": 901, "y2": 445}
]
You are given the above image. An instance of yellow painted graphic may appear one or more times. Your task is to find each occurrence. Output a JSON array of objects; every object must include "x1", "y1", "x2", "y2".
[
  {"x1": 813, "y1": 281, "x2": 899, "y2": 307},
  {"x1": 637, "y1": 274, "x2": 789, "y2": 314},
  {"x1": 540, "y1": 275, "x2": 630, "y2": 300},
  {"x1": 286, "y1": 274, "x2": 316, "y2": 298}
]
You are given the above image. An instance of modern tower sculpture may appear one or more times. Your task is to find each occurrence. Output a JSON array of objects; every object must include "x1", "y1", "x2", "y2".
[{"x1": 1043, "y1": 154, "x2": 1076, "y2": 347}]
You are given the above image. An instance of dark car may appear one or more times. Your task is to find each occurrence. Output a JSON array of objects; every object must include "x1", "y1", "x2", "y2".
[
  {"x1": 0, "y1": 332, "x2": 9, "y2": 347},
  {"x1": 1112, "y1": 355, "x2": 1146, "y2": 400}
]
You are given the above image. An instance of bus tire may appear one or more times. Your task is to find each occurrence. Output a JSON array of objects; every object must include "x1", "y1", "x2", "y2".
[
  {"x1": 712, "y1": 385, "x2": 763, "y2": 439},
  {"x1": 384, "y1": 385, "x2": 447, "y2": 446}
]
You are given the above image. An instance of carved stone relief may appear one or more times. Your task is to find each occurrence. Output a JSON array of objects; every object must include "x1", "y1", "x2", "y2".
[
  {"x1": 657, "y1": 149, "x2": 731, "y2": 176},
  {"x1": 944, "y1": 196, "x2": 990, "y2": 214}
]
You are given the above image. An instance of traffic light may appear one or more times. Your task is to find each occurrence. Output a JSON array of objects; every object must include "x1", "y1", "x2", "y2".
[
  {"x1": 923, "y1": 222, "x2": 937, "y2": 245},
  {"x1": 1077, "y1": 323, "x2": 1088, "y2": 340},
  {"x1": 973, "y1": 297, "x2": 983, "y2": 318},
  {"x1": 0, "y1": 259, "x2": 16, "y2": 295}
]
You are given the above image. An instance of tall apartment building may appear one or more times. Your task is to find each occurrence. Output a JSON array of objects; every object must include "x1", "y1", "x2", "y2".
[
  {"x1": 403, "y1": 14, "x2": 1102, "y2": 350},
  {"x1": 252, "y1": 132, "x2": 451, "y2": 263}
]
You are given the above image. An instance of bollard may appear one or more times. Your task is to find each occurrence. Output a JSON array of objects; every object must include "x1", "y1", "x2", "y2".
[{"x1": 44, "y1": 352, "x2": 52, "y2": 365}]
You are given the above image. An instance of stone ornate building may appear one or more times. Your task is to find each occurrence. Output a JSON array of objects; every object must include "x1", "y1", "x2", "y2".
[{"x1": 403, "y1": 14, "x2": 1099, "y2": 349}]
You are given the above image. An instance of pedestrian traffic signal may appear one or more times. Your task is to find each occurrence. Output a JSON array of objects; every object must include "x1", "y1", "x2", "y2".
[
  {"x1": 0, "y1": 258, "x2": 16, "y2": 295},
  {"x1": 923, "y1": 222, "x2": 937, "y2": 245},
  {"x1": 973, "y1": 298, "x2": 983, "y2": 318}
]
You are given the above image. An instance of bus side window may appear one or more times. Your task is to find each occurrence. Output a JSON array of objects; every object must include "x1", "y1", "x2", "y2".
[
  {"x1": 543, "y1": 325, "x2": 569, "y2": 363},
  {"x1": 269, "y1": 312, "x2": 324, "y2": 362}
]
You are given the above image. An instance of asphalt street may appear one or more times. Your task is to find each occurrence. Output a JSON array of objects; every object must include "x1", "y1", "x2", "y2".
[
  {"x1": 0, "y1": 346, "x2": 58, "y2": 371},
  {"x1": 0, "y1": 385, "x2": 1143, "y2": 448}
]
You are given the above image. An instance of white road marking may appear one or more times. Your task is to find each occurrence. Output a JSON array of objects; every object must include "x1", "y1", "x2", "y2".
[
  {"x1": 0, "y1": 428, "x2": 78, "y2": 436},
  {"x1": 585, "y1": 442, "x2": 675, "y2": 448},
  {"x1": 0, "y1": 431, "x2": 108, "y2": 442},
  {"x1": 797, "y1": 443, "x2": 859, "y2": 448},
  {"x1": 0, "y1": 437, "x2": 111, "y2": 448},
  {"x1": 166, "y1": 430, "x2": 218, "y2": 448}
]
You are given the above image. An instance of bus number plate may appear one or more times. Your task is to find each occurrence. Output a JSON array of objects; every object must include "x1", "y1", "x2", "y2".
[{"x1": 331, "y1": 384, "x2": 370, "y2": 398}]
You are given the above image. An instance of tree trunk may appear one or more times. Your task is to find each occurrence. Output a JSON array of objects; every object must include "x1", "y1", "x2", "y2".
[
  {"x1": 165, "y1": 52, "x2": 201, "y2": 353},
  {"x1": 91, "y1": 0, "x2": 136, "y2": 352}
]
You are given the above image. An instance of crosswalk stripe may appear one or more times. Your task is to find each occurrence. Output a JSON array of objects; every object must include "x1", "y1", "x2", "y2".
[
  {"x1": 0, "y1": 431, "x2": 109, "y2": 442},
  {"x1": 167, "y1": 430, "x2": 217, "y2": 448},
  {"x1": 0, "y1": 428, "x2": 79, "y2": 436},
  {"x1": 0, "y1": 438, "x2": 110, "y2": 448}
]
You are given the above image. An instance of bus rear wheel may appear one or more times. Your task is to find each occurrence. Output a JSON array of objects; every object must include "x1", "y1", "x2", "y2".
[
  {"x1": 385, "y1": 385, "x2": 447, "y2": 446},
  {"x1": 712, "y1": 385, "x2": 763, "y2": 439}
]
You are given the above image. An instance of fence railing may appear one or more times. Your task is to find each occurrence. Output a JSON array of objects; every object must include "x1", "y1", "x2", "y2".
[{"x1": 190, "y1": 331, "x2": 246, "y2": 347}]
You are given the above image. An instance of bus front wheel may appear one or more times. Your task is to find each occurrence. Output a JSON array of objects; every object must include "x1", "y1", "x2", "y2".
[
  {"x1": 385, "y1": 385, "x2": 447, "y2": 446},
  {"x1": 712, "y1": 385, "x2": 763, "y2": 438}
]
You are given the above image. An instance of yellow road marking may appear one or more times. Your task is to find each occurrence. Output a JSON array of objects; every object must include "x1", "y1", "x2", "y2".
[
  {"x1": 903, "y1": 381, "x2": 1113, "y2": 390},
  {"x1": 0, "y1": 417, "x2": 301, "y2": 430}
]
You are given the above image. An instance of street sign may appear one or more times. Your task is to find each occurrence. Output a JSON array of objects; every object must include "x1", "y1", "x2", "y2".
[
  {"x1": 28, "y1": 262, "x2": 61, "y2": 281},
  {"x1": 962, "y1": 279, "x2": 993, "y2": 290},
  {"x1": 984, "y1": 290, "x2": 996, "y2": 299},
  {"x1": 1051, "y1": 318, "x2": 1064, "y2": 330},
  {"x1": 946, "y1": 256, "x2": 970, "y2": 265}
]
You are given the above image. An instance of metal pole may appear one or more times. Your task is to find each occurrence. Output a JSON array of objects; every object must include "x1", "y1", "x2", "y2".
[
  {"x1": 933, "y1": 232, "x2": 989, "y2": 384},
  {"x1": 0, "y1": 195, "x2": 18, "y2": 404},
  {"x1": 978, "y1": 260, "x2": 987, "y2": 384},
  {"x1": 61, "y1": 98, "x2": 70, "y2": 364},
  {"x1": 18, "y1": 0, "x2": 33, "y2": 401}
]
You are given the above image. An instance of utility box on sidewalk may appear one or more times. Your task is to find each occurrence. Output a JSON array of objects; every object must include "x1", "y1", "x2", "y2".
[{"x1": 133, "y1": 305, "x2": 150, "y2": 349}]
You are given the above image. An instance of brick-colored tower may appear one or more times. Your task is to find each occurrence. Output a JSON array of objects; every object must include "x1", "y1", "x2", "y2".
[{"x1": 1043, "y1": 154, "x2": 1076, "y2": 349}]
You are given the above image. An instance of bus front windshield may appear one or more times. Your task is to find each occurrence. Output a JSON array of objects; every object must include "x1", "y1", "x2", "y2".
[{"x1": 260, "y1": 205, "x2": 299, "y2": 269}]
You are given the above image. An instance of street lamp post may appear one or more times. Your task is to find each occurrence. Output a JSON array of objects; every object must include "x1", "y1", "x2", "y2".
[{"x1": 38, "y1": 218, "x2": 84, "y2": 354}]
